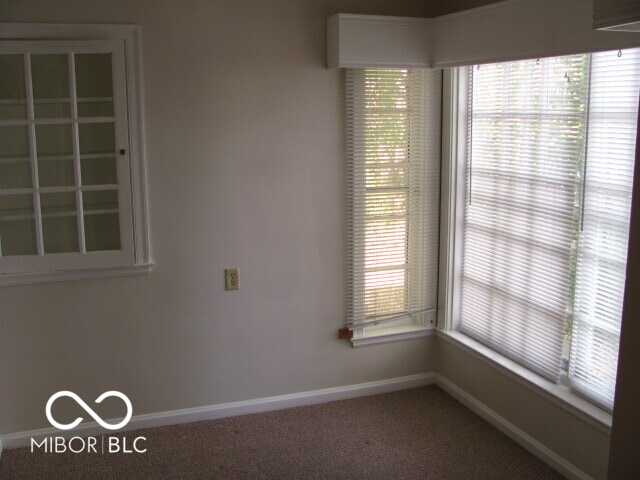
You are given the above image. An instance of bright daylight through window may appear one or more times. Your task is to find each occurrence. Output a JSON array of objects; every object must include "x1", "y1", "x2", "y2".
[
  {"x1": 345, "y1": 69, "x2": 440, "y2": 343},
  {"x1": 458, "y1": 48, "x2": 640, "y2": 411},
  {"x1": 345, "y1": 47, "x2": 640, "y2": 410}
]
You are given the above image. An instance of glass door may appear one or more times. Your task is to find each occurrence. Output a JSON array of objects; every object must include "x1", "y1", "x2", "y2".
[{"x1": 0, "y1": 41, "x2": 133, "y2": 273}]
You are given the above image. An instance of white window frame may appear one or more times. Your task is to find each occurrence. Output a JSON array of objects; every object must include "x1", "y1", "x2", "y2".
[
  {"x1": 0, "y1": 23, "x2": 152, "y2": 286},
  {"x1": 328, "y1": 0, "x2": 640, "y2": 433},
  {"x1": 345, "y1": 68, "x2": 441, "y2": 347},
  {"x1": 438, "y1": 54, "x2": 638, "y2": 423}
]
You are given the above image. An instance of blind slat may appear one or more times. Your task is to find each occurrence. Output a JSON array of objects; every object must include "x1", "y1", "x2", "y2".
[
  {"x1": 570, "y1": 49, "x2": 640, "y2": 411},
  {"x1": 460, "y1": 50, "x2": 640, "y2": 404},
  {"x1": 346, "y1": 68, "x2": 440, "y2": 329}
]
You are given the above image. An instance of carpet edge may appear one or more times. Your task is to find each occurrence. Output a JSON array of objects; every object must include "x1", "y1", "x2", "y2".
[
  {"x1": 0, "y1": 372, "x2": 436, "y2": 450},
  {"x1": 434, "y1": 373, "x2": 595, "y2": 480}
]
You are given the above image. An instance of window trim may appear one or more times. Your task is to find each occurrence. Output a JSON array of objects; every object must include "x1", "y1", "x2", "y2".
[
  {"x1": 345, "y1": 68, "x2": 441, "y2": 346},
  {"x1": 437, "y1": 329, "x2": 612, "y2": 432},
  {"x1": 438, "y1": 65, "x2": 613, "y2": 425},
  {"x1": 0, "y1": 23, "x2": 152, "y2": 286},
  {"x1": 352, "y1": 323, "x2": 435, "y2": 347},
  {"x1": 438, "y1": 56, "x2": 634, "y2": 420},
  {"x1": 439, "y1": 68, "x2": 467, "y2": 333}
]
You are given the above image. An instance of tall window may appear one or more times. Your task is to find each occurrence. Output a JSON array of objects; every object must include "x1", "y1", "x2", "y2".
[
  {"x1": 458, "y1": 48, "x2": 640, "y2": 410},
  {"x1": 346, "y1": 69, "x2": 440, "y2": 341}
]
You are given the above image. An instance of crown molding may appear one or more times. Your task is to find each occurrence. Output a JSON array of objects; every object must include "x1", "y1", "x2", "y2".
[{"x1": 327, "y1": 0, "x2": 640, "y2": 70}]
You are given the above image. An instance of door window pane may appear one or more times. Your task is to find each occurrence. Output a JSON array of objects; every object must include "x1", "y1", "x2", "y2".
[
  {"x1": 83, "y1": 189, "x2": 120, "y2": 251},
  {"x1": 35, "y1": 124, "x2": 75, "y2": 187},
  {"x1": 84, "y1": 213, "x2": 120, "y2": 252},
  {"x1": 78, "y1": 100, "x2": 114, "y2": 118},
  {"x1": 75, "y1": 54, "x2": 113, "y2": 98},
  {"x1": 31, "y1": 54, "x2": 71, "y2": 118},
  {"x1": 78, "y1": 122, "x2": 115, "y2": 155},
  {"x1": 0, "y1": 160, "x2": 32, "y2": 189},
  {"x1": 81, "y1": 156, "x2": 118, "y2": 185},
  {"x1": 0, "y1": 194, "x2": 37, "y2": 256},
  {"x1": 83, "y1": 189, "x2": 118, "y2": 212},
  {"x1": 0, "y1": 125, "x2": 29, "y2": 156},
  {"x1": 41, "y1": 192, "x2": 78, "y2": 253},
  {"x1": 0, "y1": 126, "x2": 31, "y2": 189},
  {"x1": 35, "y1": 101, "x2": 72, "y2": 119},
  {"x1": 75, "y1": 53, "x2": 114, "y2": 117},
  {"x1": 35, "y1": 123, "x2": 73, "y2": 156},
  {"x1": 0, "y1": 54, "x2": 27, "y2": 119},
  {"x1": 38, "y1": 158, "x2": 76, "y2": 187}
]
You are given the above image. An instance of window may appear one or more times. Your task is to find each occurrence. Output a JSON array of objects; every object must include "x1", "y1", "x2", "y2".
[
  {"x1": 455, "y1": 48, "x2": 640, "y2": 410},
  {"x1": 0, "y1": 25, "x2": 151, "y2": 286},
  {"x1": 345, "y1": 68, "x2": 440, "y2": 344}
]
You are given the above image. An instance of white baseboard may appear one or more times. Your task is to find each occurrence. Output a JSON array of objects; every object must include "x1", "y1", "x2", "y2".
[
  {"x1": 433, "y1": 374, "x2": 594, "y2": 480},
  {"x1": 0, "y1": 372, "x2": 592, "y2": 480},
  {"x1": 0, "y1": 373, "x2": 436, "y2": 450}
]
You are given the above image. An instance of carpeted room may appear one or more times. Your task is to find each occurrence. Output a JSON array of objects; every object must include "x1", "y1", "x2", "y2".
[
  {"x1": 0, "y1": 387, "x2": 564, "y2": 479},
  {"x1": 1, "y1": 1, "x2": 639, "y2": 479}
]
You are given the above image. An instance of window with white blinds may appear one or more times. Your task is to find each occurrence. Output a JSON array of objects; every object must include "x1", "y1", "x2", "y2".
[
  {"x1": 570, "y1": 49, "x2": 640, "y2": 409},
  {"x1": 459, "y1": 49, "x2": 640, "y2": 410},
  {"x1": 346, "y1": 69, "x2": 441, "y2": 332}
]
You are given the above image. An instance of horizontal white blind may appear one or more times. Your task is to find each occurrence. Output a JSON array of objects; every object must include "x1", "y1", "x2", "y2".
[
  {"x1": 346, "y1": 69, "x2": 440, "y2": 329},
  {"x1": 570, "y1": 49, "x2": 640, "y2": 411},
  {"x1": 460, "y1": 55, "x2": 589, "y2": 381}
]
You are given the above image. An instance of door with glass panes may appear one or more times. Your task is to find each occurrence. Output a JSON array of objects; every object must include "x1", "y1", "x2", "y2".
[{"x1": 0, "y1": 41, "x2": 134, "y2": 274}]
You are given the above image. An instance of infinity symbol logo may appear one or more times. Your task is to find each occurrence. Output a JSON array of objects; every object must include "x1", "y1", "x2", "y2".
[{"x1": 46, "y1": 391, "x2": 133, "y2": 431}]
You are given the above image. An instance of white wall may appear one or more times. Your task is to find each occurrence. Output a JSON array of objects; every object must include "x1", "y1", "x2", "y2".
[{"x1": 0, "y1": 0, "x2": 440, "y2": 435}]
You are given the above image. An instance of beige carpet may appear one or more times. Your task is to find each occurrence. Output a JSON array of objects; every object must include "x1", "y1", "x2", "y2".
[{"x1": 0, "y1": 386, "x2": 565, "y2": 479}]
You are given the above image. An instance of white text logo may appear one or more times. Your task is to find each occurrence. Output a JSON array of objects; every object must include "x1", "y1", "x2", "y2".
[
  {"x1": 32, "y1": 390, "x2": 145, "y2": 454},
  {"x1": 46, "y1": 391, "x2": 133, "y2": 431}
]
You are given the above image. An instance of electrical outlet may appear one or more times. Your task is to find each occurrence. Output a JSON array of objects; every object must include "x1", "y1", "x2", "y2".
[{"x1": 225, "y1": 268, "x2": 239, "y2": 290}]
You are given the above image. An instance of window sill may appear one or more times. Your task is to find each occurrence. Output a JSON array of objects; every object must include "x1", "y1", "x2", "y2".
[
  {"x1": 351, "y1": 325, "x2": 435, "y2": 347},
  {"x1": 0, "y1": 263, "x2": 154, "y2": 287},
  {"x1": 437, "y1": 330, "x2": 612, "y2": 433}
]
